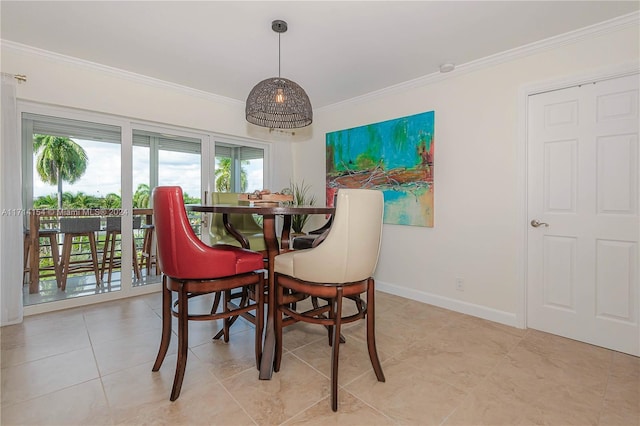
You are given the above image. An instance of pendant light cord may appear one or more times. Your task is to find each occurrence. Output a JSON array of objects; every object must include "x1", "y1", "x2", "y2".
[{"x1": 278, "y1": 32, "x2": 281, "y2": 78}]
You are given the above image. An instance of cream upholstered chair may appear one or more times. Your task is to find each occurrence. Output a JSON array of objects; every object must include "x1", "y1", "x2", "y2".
[{"x1": 273, "y1": 188, "x2": 385, "y2": 411}]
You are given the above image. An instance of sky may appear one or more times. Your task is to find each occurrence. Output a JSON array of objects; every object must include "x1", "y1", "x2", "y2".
[{"x1": 32, "y1": 139, "x2": 263, "y2": 200}]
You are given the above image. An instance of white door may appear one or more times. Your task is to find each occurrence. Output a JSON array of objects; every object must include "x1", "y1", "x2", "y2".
[{"x1": 527, "y1": 73, "x2": 639, "y2": 356}]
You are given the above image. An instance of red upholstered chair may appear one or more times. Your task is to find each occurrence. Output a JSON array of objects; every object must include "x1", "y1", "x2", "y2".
[
  {"x1": 274, "y1": 188, "x2": 386, "y2": 411},
  {"x1": 151, "y1": 186, "x2": 265, "y2": 401}
]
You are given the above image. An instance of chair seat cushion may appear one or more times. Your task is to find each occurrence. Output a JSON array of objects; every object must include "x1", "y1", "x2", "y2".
[
  {"x1": 172, "y1": 245, "x2": 264, "y2": 280},
  {"x1": 208, "y1": 245, "x2": 265, "y2": 276}
]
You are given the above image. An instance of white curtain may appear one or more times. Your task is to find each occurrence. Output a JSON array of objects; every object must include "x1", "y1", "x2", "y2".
[{"x1": 1, "y1": 74, "x2": 24, "y2": 325}]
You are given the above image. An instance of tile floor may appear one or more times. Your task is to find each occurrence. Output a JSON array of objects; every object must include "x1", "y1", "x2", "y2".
[{"x1": 1, "y1": 291, "x2": 638, "y2": 425}]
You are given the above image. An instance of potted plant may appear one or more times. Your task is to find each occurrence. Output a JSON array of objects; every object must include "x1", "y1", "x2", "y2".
[{"x1": 287, "y1": 180, "x2": 316, "y2": 234}]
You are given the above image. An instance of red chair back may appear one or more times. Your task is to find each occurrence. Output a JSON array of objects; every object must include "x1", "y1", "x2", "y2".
[{"x1": 152, "y1": 186, "x2": 247, "y2": 279}]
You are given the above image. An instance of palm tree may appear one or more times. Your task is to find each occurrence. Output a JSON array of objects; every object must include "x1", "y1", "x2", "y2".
[
  {"x1": 33, "y1": 135, "x2": 88, "y2": 209},
  {"x1": 214, "y1": 157, "x2": 249, "y2": 192},
  {"x1": 33, "y1": 194, "x2": 58, "y2": 209},
  {"x1": 101, "y1": 193, "x2": 122, "y2": 208},
  {"x1": 133, "y1": 184, "x2": 150, "y2": 208}
]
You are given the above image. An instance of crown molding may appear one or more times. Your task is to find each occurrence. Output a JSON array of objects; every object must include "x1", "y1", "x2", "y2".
[
  {"x1": 0, "y1": 40, "x2": 245, "y2": 107},
  {"x1": 318, "y1": 11, "x2": 640, "y2": 112}
]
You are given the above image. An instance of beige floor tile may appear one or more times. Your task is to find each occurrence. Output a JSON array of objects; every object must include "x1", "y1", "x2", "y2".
[
  {"x1": 0, "y1": 307, "x2": 85, "y2": 345},
  {"x1": 610, "y1": 350, "x2": 640, "y2": 379},
  {"x1": 599, "y1": 353, "x2": 640, "y2": 426},
  {"x1": 92, "y1": 327, "x2": 177, "y2": 376},
  {"x1": 86, "y1": 310, "x2": 162, "y2": 344},
  {"x1": 191, "y1": 328, "x2": 260, "y2": 380},
  {"x1": 345, "y1": 356, "x2": 467, "y2": 425},
  {"x1": 504, "y1": 332, "x2": 611, "y2": 392},
  {"x1": 345, "y1": 305, "x2": 446, "y2": 358},
  {"x1": 444, "y1": 379, "x2": 548, "y2": 426},
  {"x1": 1, "y1": 347, "x2": 99, "y2": 406},
  {"x1": 222, "y1": 353, "x2": 330, "y2": 425},
  {"x1": 137, "y1": 291, "x2": 163, "y2": 311},
  {"x1": 474, "y1": 352, "x2": 605, "y2": 425},
  {"x1": 115, "y1": 380, "x2": 254, "y2": 426},
  {"x1": 102, "y1": 354, "x2": 216, "y2": 423},
  {"x1": 283, "y1": 390, "x2": 394, "y2": 425},
  {"x1": 0, "y1": 378, "x2": 112, "y2": 426},
  {"x1": 174, "y1": 315, "x2": 253, "y2": 349},
  {"x1": 1, "y1": 320, "x2": 91, "y2": 368},
  {"x1": 280, "y1": 321, "x2": 327, "y2": 352},
  {"x1": 373, "y1": 290, "x2": 411, "y2": 314},
  {"x1": 291, "y1": 332, "x2": 389, "y2": 386},
  {"x1": 82, "y1": 296, "x2": 158, "y2": 322},
  {"x1": 388, "y1": 318, "x2": 521, "y2": 391},
  {"x1": 3, "y1": 292, "x2": 637, "y2": 426}
]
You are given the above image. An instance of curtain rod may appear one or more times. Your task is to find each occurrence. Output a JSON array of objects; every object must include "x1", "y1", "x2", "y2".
[{"x1": 1, "y1": 72, "x2": 27, "y2": 83}]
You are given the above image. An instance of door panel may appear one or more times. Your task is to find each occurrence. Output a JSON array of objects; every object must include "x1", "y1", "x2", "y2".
[{"x1": 527, "y1": 73, "x2": 639, "y2": 356}]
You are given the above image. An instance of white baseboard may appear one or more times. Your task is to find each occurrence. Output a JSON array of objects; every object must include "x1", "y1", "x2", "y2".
[{"x1": 376, "y1": 280, "x2": 521, "y2": 329}]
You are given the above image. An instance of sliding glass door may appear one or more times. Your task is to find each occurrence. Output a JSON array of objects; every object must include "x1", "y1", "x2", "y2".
[
  {"x1": 22, "y1": 113, "x2": 124, "y2": 306},
  {"x1": 132, "y1": 128, "x2": 205, "y2": 285},
  {"x1": 19, "y1": 105, "x2": 269, "y2": 313}
]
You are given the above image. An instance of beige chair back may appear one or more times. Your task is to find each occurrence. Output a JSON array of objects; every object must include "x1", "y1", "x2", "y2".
[{"x1": 276, "y1": 188, "x2": 383, "y2": 283}]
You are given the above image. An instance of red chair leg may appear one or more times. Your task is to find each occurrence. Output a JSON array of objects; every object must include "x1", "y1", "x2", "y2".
[
  {"x1": 330, "y1": 287, "x2": 343, "y2": 412},
  {"x1": 366, "y1": 280, "x2": 385, "y2": 382},
  {"x1": 171, "y1": 281, "x2": 189, "y2": 401},
  {"x1": 152, "y1": 276, "x2": 172, "y2": 372}
]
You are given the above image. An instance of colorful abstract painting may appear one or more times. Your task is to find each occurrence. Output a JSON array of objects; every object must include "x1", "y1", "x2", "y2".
[{"x1": 326, "y1": 111, "x2": 434, "y2": 227}]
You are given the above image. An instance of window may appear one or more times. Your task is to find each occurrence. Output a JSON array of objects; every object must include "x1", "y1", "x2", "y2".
[{"x1": 214, "y1": 143, "x2": 264, "y2": 193}]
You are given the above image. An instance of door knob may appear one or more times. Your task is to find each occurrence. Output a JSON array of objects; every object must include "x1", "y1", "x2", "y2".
[{"x1": 530, "y1": 219, "x2": 549, "y2": 228}]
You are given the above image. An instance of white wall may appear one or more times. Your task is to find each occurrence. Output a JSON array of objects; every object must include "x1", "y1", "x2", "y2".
[{"x1": 293, "y1": 23, "x2": 640, "y2": 326}]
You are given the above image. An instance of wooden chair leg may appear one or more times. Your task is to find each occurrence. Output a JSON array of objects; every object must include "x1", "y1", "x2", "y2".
[
  {"x1": 88, "y1": 233, "x2": 101, "y2": 286},
  {"x1": 141, "y1": 227, "x2": 153, "y2": 274},
  {"x1": 60, "y1": 234, "x2": 73, "y2": 291},
  {"x1": 132, "y1": 237, "x2": 141, "y2": 281},
  {"x1": 100, "y1": 231, "x2": 111, "y2": 281},
  {"x1": 171, "y1": 282, "x2": 189, "y2": 401},
  {"x1": 330, "y1": 287, "x2": 343, "y2": 412},
  {"x1": 48, "y1": 234, "x2": 61, "y2": 288},
  {"x1": 366, "y1": 281, "x2": 385, "y2": 382},
  {"x1": 254, "y1": 277, "x2": 264, "y2": 369},
  {"x1": 209, "y1": 291, "x2": 222, "y2": 315},
  {"x1": 274, "y1": 278, "x2": 284, "y2": 373},
  {"x1": 222, "y1": 290, "x2": 233, "y2": 343},
  {"x1": 153, "y1": 275, "x2": 172, "y2": 371},
  {"x1": 107, "y1": 232, "x2": 117, "y2": 284},
  {"x1": 23, "y1": 234, "x2": 30, "y2": 279}
]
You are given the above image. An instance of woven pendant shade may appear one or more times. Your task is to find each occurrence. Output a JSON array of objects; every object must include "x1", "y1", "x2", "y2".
[
  {"x1": 245, "y1": 20, "x2": 312, "y2": 129},
  {"x1": 245, "y1": 77, "x2": 312, "y2": 129}
]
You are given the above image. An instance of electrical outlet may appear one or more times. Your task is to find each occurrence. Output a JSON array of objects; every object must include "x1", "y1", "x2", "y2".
[{"x1": 455, "y1": 278, "x2": 464, "y2": 291}]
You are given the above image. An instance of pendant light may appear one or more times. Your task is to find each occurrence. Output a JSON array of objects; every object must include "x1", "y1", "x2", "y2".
[{"x1": 245, "y1": 20, "x2": 313, "y2": 129}]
